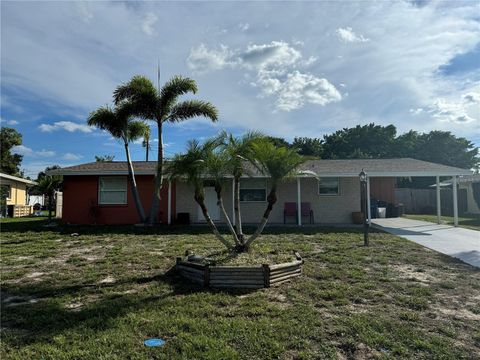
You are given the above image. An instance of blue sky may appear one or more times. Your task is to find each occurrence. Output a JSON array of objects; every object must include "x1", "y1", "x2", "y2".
[{"x1": 1, "y1": 0, "x2": 479, "y2": 178}]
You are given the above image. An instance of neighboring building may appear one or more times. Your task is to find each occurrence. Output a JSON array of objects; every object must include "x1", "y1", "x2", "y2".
[
  {"x1": 0, "y1": 172, "x2": 37, "y2": 217},
  {"x1": 47, "y1": 158, "x2": 472, "y2": 226},
  {"x1": 459, "y1": 175, "x2": 480, "y2": 215}
]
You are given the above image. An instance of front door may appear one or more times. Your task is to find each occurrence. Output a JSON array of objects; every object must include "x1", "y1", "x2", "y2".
[{"x1": 198, "y1": 187, "x2": 220, "y2": 221}]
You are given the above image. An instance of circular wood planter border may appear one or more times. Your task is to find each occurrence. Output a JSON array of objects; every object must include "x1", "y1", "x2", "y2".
[{"x1": 176, "y1": 252, "x2": 304, "y2": 289}]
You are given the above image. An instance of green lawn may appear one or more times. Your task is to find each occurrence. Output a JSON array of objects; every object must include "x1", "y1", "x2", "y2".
[
  {"x1": 404, "y1": 214, "x2": 480, "y2": 231},
  {"x1": 1, "y1": 218, "x2": 479, "y2": 359}
]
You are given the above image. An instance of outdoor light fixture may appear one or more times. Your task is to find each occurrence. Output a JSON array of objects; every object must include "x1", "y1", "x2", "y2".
[{"x1": 359, "y1": 169, "x2": 369, "y2": 246}]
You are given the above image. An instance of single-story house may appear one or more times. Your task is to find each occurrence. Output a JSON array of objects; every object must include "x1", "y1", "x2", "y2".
[
  {"x1": 47, "y1": 158, "x2": 472, "y2": 226},
  {"x1": 0, "y1": 172, "x2": 37, "y2": 217}
]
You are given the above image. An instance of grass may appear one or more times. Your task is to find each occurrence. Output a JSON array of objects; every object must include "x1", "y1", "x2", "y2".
[
  {"x1": 1, "y1": 217, "x2": 479, "y2": 359},
  {"x1": 404, "y1": 213, "x2": 480, "y2": 231}
]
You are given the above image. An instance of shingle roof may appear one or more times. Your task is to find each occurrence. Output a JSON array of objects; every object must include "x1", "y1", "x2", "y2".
[
  {"x1": 47, "y1": 158, "x2": 472, "y2": 177},
  {"x1": 0, "y1": 172, "x2": 37, "y2": 185}
]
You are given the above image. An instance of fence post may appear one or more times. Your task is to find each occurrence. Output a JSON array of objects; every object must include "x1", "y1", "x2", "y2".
[{"x1": 263, "y1": 264, "x2": 270, "y2": 288}]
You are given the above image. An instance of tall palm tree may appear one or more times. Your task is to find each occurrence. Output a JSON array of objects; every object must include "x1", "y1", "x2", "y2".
[
  {"x1": 113, "y1": 75, "x2": 218, "y2": 224},
  {"x1": 168, "y1": 139, "x2": 233, "y2": 250},
  {"x1": 219, "y1": 131, "x2": 263, "y2": 243},
  {"x1": 87, "y1": 103, "x2": 149, "y2": 223},
  {"x1": 243, "y1": 140, "x2": 305, "y2": 249},
  {"x1": 142, "y1": 125, "x2": 151, "y2": 161}
]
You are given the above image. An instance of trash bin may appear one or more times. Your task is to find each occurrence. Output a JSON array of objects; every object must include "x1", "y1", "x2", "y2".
[
  {"x1": 176, "y1": 212, "x2": 190, "y2": 225},
  {"x1": 377, "y1": 207, "x2": 387, "y2": 218}
]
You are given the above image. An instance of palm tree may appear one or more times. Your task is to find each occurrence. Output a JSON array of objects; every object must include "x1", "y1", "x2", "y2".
[
  {"x1": 113, "y1": 75, "x2": 218, "y2": 224},
  {"x1": 219, "y1": 131, "x2": 263, "y2": 243},
  {"x1": 242, "y1": 140, "x2": 305, "y2": 249},
  {"x1": 142, "y1": 125, "x2": 151, "y2": 161},
  {"x1": 35, "y1": 175, "x2": 62, "y2": 221},
  {"x1": 87, "y1": 103, "x2": 149, "y2": 223},
  {"x1": 168, "y1": 139, "x2": 233, "y2": 250}
]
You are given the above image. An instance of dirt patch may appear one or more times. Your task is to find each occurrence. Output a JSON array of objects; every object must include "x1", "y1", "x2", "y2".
[
  {"x1": 436, "y1": 307, "x2": 480, "y2": 321},
  {"x1": 2, "y1": 294, "x2": 39, "y2": 307},
  {"x1": 267, "y1": 292, "x2": 292, "y2": 309},
  {"x1": 98, "y1": 276, "x2": 116, "y2": 284},
  {"x1": 65, "y1": 294, "x2": 100, "y2": 312},
  {"x1": 391, "y1": 264, "x2": 436, "y2": 284}
]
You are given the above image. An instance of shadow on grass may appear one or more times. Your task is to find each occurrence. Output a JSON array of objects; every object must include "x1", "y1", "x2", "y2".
[
  {"x1": 0, "y1": 217, "x2": 371, "y2": 237},
  {"x1": 1, "y1": 266, "x2": 258, "y2": 348}
]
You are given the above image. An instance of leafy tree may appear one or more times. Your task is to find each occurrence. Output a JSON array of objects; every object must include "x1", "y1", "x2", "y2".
[
  {"x1": 168, "y1": 139, "x2": 233, "y2": 250},
  {"x1": 0, "y1": 127, "x2": 23, "y2": 175},
  {"x1": 88, "y1": 103, "x2": 150, "y2": 223},
  {"x1": 29, "y1": 166, "x2": 62, "y2": 196},
  {"x1": 395, "y1": 130, "x2": 478, "y2": 169},
  {"x1": 292, "y1": 137, "x2": 323, "y2": 157},
  {"x1": 169, "y1": 135, "x2": 305, "y2": 252},
  {"x1": 322, "y1": 124, "x2": 397, "y2": 159},
  {"x1": 95, "y1": 155, "x2": 115, "y2": 162},
  {"x1": 243, "y1": 140, "x2": 305, "y2": 248},
  {"x1": 114, "y1": 75, "x2": 218, "y2": 224},
  {"x1": 265, "y1": 136, "x2": 290, "y2": 148},
  {"x1": 219, "y1": 131, "x2": 263, "y2": 244}
]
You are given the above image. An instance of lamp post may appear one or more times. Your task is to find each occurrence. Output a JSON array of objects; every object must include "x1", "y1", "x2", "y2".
[{"x1": 359, "y1": 169, "x2": 369, "y2": 247}]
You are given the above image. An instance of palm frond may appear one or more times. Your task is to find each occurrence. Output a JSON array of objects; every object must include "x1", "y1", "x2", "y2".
[
  {"x1": 249, "y1": 140, "x2": 304, "y2": 187},
  {"x1": 167, "y1": 100, "x2": 218, "y2": 123},
  {"x1": 87, "y1": 106, "x2": 123, "y2": 139},
  {"x1": 127, "y1": 121, "x2": 150, "y2": 143},
  {"x1": 160, "y1": 76, "x2": 198, "y2": 119},
  {"x1": 113, "y1": 75, "x2": 158, "y2": 119}
]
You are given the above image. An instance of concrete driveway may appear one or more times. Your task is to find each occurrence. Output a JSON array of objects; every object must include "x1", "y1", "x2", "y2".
[{"x1": 372, "y1": 217, "x2": 480, "y2": 268}]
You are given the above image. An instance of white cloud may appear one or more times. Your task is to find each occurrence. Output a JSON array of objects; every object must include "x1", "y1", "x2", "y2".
[
  {"x1": 336, "y1": 27, "x2": 369, "y2": 43},
  {"x1": 188, "y1": 41, "x2": 339, "y2": 111},
  {"x1": 0, "y1": 118, "x2": 19, "y2": 125},
  {"x1": 240, "y1": 41, "x2": 302, "y2": 70},
  {"x1": 62, "y1": 153, "x2": 83, "y2": 161},
  {"x1": 141, "y1": 13, "x2": 158, "y2": 35},
  {"x1": 187, "y1": 44, "x2": 235, "y2": 73},
  {"x1": 257, "y1": 71, "x2": 342, "y2": 111},
  {"x1": 11, "y1": 145, "x2": 34, "y2": 156},
  {"x1": 11, "y1": 145, "x2": 56, "y2": 157},
  {"x1": 238, "y1": 23, "x2": 250, "y2": 31},
  {"x1": 463, "y1": 92, "x2": 480, "y2": 104},
  {"x1": 412, "y1": 94, "x2": 479, "y2": 124},
  {"x1": 38, "y1": 121, "x2": 92, "y2": 133}
]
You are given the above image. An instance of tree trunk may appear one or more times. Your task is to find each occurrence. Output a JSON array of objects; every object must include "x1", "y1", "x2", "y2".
[
  {"x1": 234, "y1": 176, "x2": 244, "y2": 244},
  {"x1": 244, "y1": 188, "x2": 277, "y2": 249},
  {"x1": 48, "y1": 193, "x2": 52, "y2": 221},
  {"x1": 149, "y1": 120, "x2": 163, "y2": 224},
  {"x1": 145, "y1": 139, "x2": 149, "y2": 162},
  {"x1": 195, "y1": 192, "x2": 232, "y2": 250},
  {"x1": 124, "y1": 142, "x2": 146, "y2": 223},
  {"x1": 215, "y1": 185, "x2": 240, "y2": 246}
]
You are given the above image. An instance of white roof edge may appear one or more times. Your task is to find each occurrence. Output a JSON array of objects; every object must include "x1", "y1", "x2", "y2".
[{"x1": 0, "y1": 172, "x2": 37, "y2": 185}]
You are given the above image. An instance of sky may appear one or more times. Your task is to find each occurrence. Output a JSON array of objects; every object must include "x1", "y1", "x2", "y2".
[{"x1": 1, "y1": 0, "x2": 479, "y2": 178}]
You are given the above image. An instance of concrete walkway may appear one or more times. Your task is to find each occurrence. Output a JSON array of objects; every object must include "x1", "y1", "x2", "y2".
[{"x1": 372, "y1": 218, "x2": 480, "y2": 268}]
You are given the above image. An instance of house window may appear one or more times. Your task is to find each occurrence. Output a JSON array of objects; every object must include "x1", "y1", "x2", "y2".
[
  {"x1": 240, "y1": 179, "x2": 267, "y2": 202},
  {"x1": 98, "y1": 177, "x2": 127, "y2": 205},
  {"x1": 318, "y1": 177, "x2": 340, "y2": 195},
  {"x1": 1, "y1": 185, "x2": 11, "y2": 200}
]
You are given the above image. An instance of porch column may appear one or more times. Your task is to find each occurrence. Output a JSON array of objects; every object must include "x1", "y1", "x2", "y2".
[
  {"x1": 232, "y1": 178, "x2": 235, "y2": 226},
  {"x1": 167, "y1": 180, "x2": 172, "y2": 225},
  {"x1": 452, "y1": 176, "x2": 458, "y2": 227},
  {"x1": 297, "y1": 177, "x2": 302, "y2": 226},
  {"x1": 436, "y1": 175, "x2": 441, "y2": 224},
  {"x1": 367, "y1": 176, "x2": 371, "y2": 225}
]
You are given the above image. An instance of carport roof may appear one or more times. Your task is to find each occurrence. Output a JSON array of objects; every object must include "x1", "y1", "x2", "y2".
[{"x1": 47, "y1": 158, "x2": 472, "y2": 177}]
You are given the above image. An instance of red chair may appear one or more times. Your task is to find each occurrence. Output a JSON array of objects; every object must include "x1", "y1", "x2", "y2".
[
  {"x1": 283, "y1": 202, "x2": 297, "y2": 224},
  {"x1": 301, "y1": 202, "x2": 314, "y2": 224}
]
